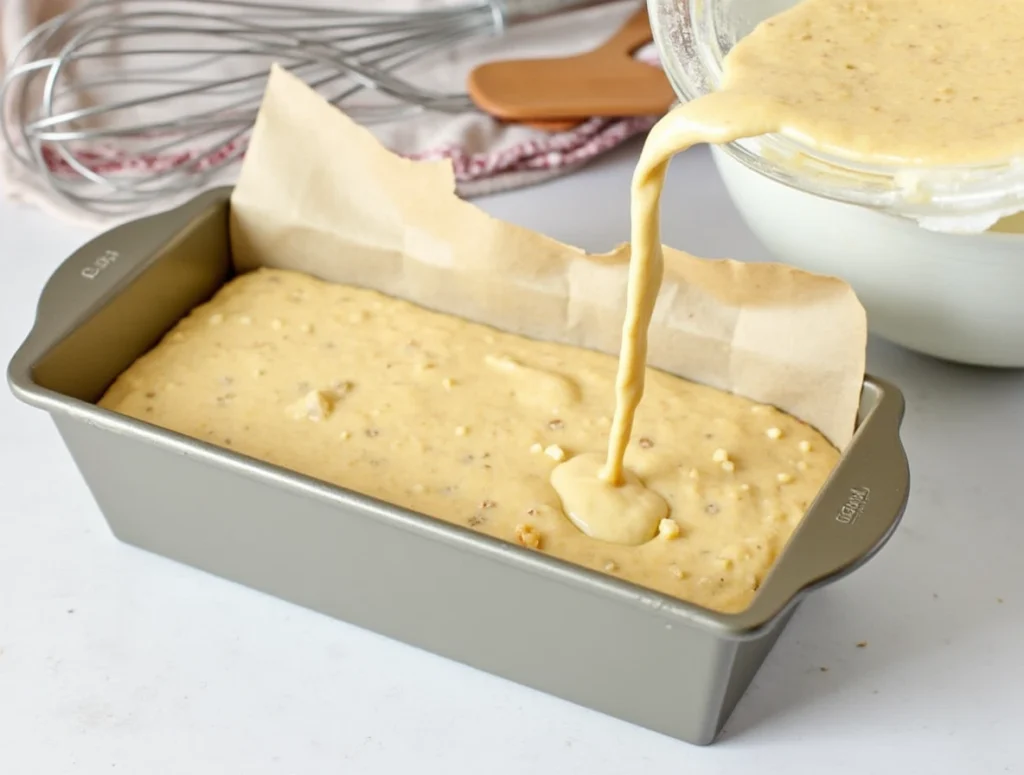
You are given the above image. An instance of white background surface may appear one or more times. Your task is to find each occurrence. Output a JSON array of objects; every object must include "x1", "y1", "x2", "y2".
[{"x1": 2, "y1": 140, "x2": 1023, "y2": 774}]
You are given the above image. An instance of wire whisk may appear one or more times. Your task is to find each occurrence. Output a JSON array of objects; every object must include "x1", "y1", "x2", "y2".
[{"x1": 2, "y1": 0, "x2": 607, "y2": 217}]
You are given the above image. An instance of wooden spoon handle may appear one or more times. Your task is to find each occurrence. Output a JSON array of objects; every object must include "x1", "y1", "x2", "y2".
[
  {"x1": 467, "y1": 3, "x2": 670, "y2": 122},
  {"x1": 500, "y1": 6, "x2": 655, "y2": 132},
  {"x1": 524, "y1": 118, "x2": 583, "y2": 132}
]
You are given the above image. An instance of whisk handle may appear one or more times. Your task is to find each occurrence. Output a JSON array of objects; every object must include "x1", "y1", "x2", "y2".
[{"x1": 495, "y1": 0, "x2": 620, "y2": 24}]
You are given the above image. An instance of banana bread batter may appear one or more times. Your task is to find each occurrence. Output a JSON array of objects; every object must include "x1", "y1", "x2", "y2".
[{"x1": 99, "y1": 268, "x2": 838, "y2": 614}]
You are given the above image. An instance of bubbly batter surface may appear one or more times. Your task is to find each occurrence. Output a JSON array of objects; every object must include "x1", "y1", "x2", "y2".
[{"x1": 99, "y1": 269, "x2": 838, "y2": 614}]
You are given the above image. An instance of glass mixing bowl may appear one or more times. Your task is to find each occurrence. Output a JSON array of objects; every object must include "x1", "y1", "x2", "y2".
[{"x1": 647, "y1": 0, "x2": 1024, "y2": 367}]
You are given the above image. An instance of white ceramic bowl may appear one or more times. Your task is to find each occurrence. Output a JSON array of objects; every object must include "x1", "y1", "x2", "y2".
[{"x1": 648, "y1": 0, "x2": 1024, "y2": 367}]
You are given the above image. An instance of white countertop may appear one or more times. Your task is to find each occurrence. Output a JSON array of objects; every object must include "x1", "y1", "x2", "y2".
[{"x1": 2, "y1": 141, "x2": 1022, "y2": 774}]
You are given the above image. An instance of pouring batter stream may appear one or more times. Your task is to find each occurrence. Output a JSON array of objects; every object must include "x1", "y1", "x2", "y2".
[{"x1": 552, "y1": 0, "x2": 1024, "y2": 543}]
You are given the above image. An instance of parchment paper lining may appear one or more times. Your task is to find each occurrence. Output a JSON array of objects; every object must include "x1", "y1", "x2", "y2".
[{"x1": 230, "y1": 66, "x2": 867, "y2": 449}]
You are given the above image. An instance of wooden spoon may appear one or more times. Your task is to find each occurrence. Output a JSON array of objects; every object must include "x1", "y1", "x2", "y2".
[
  {"x1": 467, "y1": 6, "x2": 673, "y2": 123},
  {"x1": 523, "y1": 118, "x2": 581, "y2": 132}
]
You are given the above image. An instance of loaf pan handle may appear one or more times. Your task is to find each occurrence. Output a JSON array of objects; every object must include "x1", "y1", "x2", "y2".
[
  {"x1": 728, "y1": 377, "x2": 910, "y2": 634},
  {"x1": 8, "y1": 188, "x2": 231, "y2": 392}
]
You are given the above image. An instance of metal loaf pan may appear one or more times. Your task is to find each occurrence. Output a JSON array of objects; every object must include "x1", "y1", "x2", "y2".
[{"x1": 8, "y1": 188, "x2": 910, "y2": 745}]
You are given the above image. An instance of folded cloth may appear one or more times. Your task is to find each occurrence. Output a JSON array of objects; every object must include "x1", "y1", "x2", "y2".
[{"x1": 0, "y1": 0, "x2": 660, "y2": 230}]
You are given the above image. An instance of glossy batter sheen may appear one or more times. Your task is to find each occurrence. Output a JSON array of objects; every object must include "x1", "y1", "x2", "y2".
[
  {"x1": 554, "y1": 0, "x2": 1024, "y2": 539},
  {"x1": 99, "y1": 269, "x2": 838, "y2": 613}
]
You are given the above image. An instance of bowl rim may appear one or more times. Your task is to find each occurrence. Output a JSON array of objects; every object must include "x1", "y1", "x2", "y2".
[{"x1": 646, "y1": 0, "x2": 1024, "y2": 227}]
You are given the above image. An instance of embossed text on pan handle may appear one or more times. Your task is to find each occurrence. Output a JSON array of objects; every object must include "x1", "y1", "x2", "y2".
[
  {"x1": 7, "y1": 188, "x2": 232, "y2": 387},
  {"x1": 726, "y1": 377, "x2": 911, "y2": 635}
]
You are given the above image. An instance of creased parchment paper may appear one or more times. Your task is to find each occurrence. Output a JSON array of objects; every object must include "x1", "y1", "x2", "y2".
[{"x1": 230, "y1": 66, "x2": 867, "y2": 449}]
